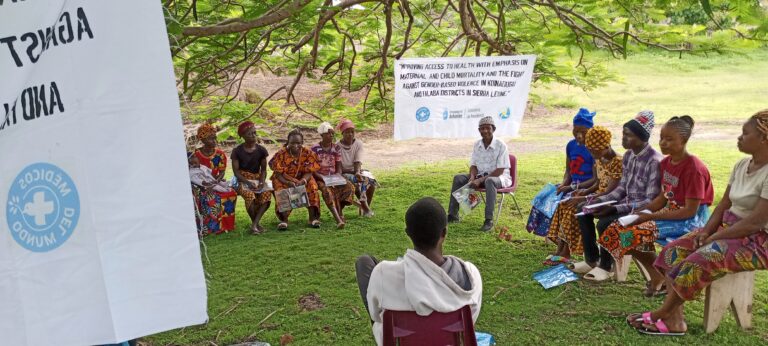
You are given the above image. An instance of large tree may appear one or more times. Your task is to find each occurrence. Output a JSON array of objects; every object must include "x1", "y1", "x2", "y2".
[{"x1": 165, "y1": 0, "x2": 766, "y2": 128}]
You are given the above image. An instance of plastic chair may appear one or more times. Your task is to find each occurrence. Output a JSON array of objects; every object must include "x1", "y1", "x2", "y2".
[
  {"x1": 382, "y1": 305, "x2": 477, "y2": 346},
  {"x1": 476, "y1": 154, "x2": 523, "y2": 224}
]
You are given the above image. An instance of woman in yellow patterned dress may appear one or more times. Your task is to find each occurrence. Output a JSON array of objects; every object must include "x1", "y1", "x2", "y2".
[{"x1": 547, "y1": 126, "x2": 622, "y2": 263}]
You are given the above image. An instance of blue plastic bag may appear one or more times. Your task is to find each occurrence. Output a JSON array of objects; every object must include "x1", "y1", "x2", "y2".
[
  {"x1": 475, "y1": 331, "x2": 496, "y2": 346},
  {"x1": 533, "y1": 264, "x2": 579, "y2": 289},
  {"x1": 531, "y1": 183, "x2": 561, "y2": 218},
  {"x1": 526, "y1": 207, "x2": 551, "y2": 237}
]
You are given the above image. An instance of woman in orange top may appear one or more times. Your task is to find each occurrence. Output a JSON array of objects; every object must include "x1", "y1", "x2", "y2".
[{"x1": 270, "y1": 129, "x2": 322, "y2": 230}]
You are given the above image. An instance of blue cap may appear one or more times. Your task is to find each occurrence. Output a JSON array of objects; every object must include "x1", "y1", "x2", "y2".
[{"x1": 573, "y1": 108, "x2": 596, "y2": 128}]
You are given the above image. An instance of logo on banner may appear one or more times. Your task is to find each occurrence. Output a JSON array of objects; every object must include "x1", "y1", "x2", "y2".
[
  {"x1": 415, "y1": 107, "x2": 430, "y2": 122},
  {"x1": 499, "y1": 107, "x2": 511, "y2": 120},
  {"x1": 6, "y1": 163, "x2": 80, "y2": 252}
]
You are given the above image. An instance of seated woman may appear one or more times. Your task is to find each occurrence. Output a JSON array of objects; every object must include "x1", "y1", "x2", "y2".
[
  {"x1": 548, "y1": 126, "x2": 621, "y2": 265},
  {"x1": 600, "y1": 116, "x2": 713, "y2": 296},
  {"x1": 231, "y1": 121, "x2": 272, "y2": 234},
  {"x1": 189, "y1": 149, "x2": 238, "y2": 236},
  {"x1": 270, "y1": 129, "x2": 322, "y2": 230},
  {"x1": 627, "y1": 110, "x2": 768, "y2": 336},
  {"x1": 545, "y1": 108, "x2": 597, "y2": 264},
  {"x1": 192, "y1": 124, "x2": 237, "y2": 234},
  {"x1": 311, "y1": 122, "x2": 368, "y2": 229},
  {"x1": 337, "y1": 119, "x2": 376, "y2": 217}
]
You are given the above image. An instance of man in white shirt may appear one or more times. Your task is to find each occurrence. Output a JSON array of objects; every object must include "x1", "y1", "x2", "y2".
[
  {"x1": 447, "y1": 116, "x2": 512, "y2": 231},
  {"x1": 354, "y1": 197, "x2": 482, "y2": 345}
]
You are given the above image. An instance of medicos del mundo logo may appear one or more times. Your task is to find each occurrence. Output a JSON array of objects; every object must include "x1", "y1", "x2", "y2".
[
  {"x1": 415, "y1": 107, "x2": 430, "y2": 122},
  {"x1": 6, "y1": 163, "x2": 80, "y2": 252}
]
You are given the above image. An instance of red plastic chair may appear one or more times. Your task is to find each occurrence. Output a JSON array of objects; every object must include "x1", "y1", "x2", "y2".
[
  {"x1": 475, "y1": 154, "x2": 523, "y2": 224},
  {"x1": 382, "y1": 305, "x2": 477, "y2": 346}
]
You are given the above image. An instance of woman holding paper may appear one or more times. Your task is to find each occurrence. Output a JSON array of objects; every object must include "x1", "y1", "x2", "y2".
[
  {"x1": 543, "y1": 108, "x2": 604, "y2": 265},
  {"x1": 599, "y1": 116, "x2": 714, "y2": 296},
  {"x1": 627, "y1": 110, "x2": 768, "y2": 336},
  {"x1": 193, "y1": 123, "x2": 238, "y2": 234},
  {"x1": 232, "y1": 121, "x2": 272, "y2": 234},
  {"x1": 311, "y1": 122, "x2": 367, "y2": 229},
  {"x1": 270, "y1": 129, "x2": 322, "y2": 230},
  {"x1": 337, "y1": 119, "x2": 376, "y2": 217}
]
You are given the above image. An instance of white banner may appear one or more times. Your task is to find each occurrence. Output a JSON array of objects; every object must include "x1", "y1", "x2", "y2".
[
  {"x1": 0, "y1": 1, "x2": 207, "y2": 345},
  {"x1": 394, "y1": 55, "x2": 536, "y2": 140}
]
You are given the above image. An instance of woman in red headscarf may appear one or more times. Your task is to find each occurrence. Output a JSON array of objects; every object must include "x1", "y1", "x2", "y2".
[
  {"x1": 232, "y1": 121, "x2": 272, "y2": 234},
  {"x1": 193, "y1": 123, "x2": 237, "y2": 234}
]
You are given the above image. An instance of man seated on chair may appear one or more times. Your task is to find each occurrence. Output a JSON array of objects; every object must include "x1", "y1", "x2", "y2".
[
  {"x1": 355, "y1": 197, "x2": 483, "y2": 346},
  {"x1": 447, "y1": 115, "x2": 512, "y2": 231}
]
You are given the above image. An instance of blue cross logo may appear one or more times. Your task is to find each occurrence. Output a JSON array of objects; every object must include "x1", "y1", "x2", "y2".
[{"x1": 6, "y1": 163, "x2": 80, "y2": 252}]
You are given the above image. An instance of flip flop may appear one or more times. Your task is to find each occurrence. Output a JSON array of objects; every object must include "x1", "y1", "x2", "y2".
[
  {"x1": 627, "y1": 312, "x2": 655, "y2": 328},
  {"x1": 309, "y1": 220, "x2": 321, "y2": 228},
  {"x1": 568, "y1": 261, "x2": 593, "y2": 274},
  {"x1": 337, "y1": 222, "x2": 345, "y2": 230},
  {"x1": 277, "y1": 222, "x2": 288, "y2": 231},
  {"x1": 636, "y1": 318, "x2": 686, "y2": 336},
  {"x1": 583, "y1": 267, "x2": 611, "y2": 282}
]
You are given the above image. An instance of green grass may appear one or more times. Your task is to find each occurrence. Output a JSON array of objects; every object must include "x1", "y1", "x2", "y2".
[
  {"x1": 147, "y1": 140, "x2": 768, "y2": 345},
  {"x1": 531, "y1": 49, "x2": 768, "y2": 127}
]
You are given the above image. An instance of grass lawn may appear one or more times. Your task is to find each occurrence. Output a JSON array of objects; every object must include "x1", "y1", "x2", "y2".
[{"x1": 147, "y1": 140, "x2": 768, "y2": 345}]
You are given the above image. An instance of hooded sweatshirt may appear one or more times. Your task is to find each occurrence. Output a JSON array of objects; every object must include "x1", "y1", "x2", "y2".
[{"x1": 366, "y1": 249, "x2": 483, "y2": 345}]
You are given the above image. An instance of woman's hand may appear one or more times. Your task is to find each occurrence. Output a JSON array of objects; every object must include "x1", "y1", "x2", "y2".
[
  {"x1": 693, "y1": 230, "x2": 713, "y2": 249},
  {"x1": 297, "y1": 178, "x2": 307, "y2": 186},
  {"x1": 556, "y1": 184, "x2": 572, "y2": 194},
  {"x1": 564, "y1": 196, "x2": 583, "y2": 208}
]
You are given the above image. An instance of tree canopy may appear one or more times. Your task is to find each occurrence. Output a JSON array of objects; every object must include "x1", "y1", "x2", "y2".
[{"x1": 165, "y1": 0, "x2": 767, "y2": 131}]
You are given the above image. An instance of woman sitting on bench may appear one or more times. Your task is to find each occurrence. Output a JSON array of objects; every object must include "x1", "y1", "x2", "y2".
[{"x1": 627, "y1": 109, "x2": 768, "y2": 336}]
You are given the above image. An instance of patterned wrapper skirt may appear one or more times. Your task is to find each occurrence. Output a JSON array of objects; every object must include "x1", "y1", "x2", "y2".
[
  {"x1": 192, "y1": 184, "x2": 237, "y2": 236},
  {"x1": 598, "y1": 204, "x2": 709, "y2": 267},
  {"x1": 654, "y1": 210, "x2": 768, "y2": 300},
  {"x1": 235, "y1": 171, "x2": 272, "y2": 210},
  {"x1": 546, "y1": 203, "x2": 583, "y2": 255},
  {"x1": 317, "y1": 179, "x2": 356, "y2": 208}
]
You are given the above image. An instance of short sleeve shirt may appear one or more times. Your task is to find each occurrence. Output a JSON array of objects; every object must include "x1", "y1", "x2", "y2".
[
  {"x1": 337, "y1": 139, "x2": 364, "y2": 172},
  {"x1": 660, "y1": 155, "x2": 714, "y2": 206},
  {"x1": 728, "y1": 157, "x2": 768, "y2": 220},
  {"x1": 469, "y1": 138, "x2": 511, "y2": 187},
  {"x1": 310, "y1": 143, "x2": 342, "y2": 175},
  {"x1": 566, "y1": 139, "x2": 594, "y2": 182},
  {"x1": 231, "y1": 144, "x2": 269, "y2": 174}
]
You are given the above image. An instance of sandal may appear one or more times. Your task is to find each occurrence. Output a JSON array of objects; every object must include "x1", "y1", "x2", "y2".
[
  {"x1": 644, "y1": 281, "x2": 667, "y2": 297},
  {"x1": 627, "y1": 312, "x2": 655, "y2": 328},
  {"x1": 636, "y1": 318, "x2": 686, "y2": 336},
  {"x1": 583, "y1": 267, "x2": 612, "y2": 282},
  {"x1": 568, "y1": 261, "x2": 593, "y2": 274},
  {"x1": 337, "y1": 222, "x2": 345, "y2": 230},
  {"x1": 542, "y1": 255, "x2": 571, "y2": 266},
  {"x1": 277, "y1": 222, "x2": 288, "y2": 231},
  {"x1": 310, "y1": 220, "x2": 321, "y2": 228}
]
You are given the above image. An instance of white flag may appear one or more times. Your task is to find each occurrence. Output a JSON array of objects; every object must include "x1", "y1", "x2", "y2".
[{"x1": 0, "y1": 1, "x2": 208, "y2": 345}]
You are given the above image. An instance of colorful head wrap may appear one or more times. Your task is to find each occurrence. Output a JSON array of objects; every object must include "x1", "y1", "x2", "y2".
[
  {"x1": 317, "y1": 122, "x2": 334, "y2": 134},
  {"x1": 238, "y1": 121, "x2": 255, "y2": 137},
  {"x1": 585, "y1": 126, "x2": 612, "y2": 150},
  {"x1": 624, "y1": 110, "x2": 655, "y2": 142},
  {"x1": 197, "y1": 123, "x2": 217, "y2": 140},
  {"x1": 573, "y1": 108, "x2": 596, "y2": 128},
  {"x1": 338, "y1": 119, "x2": 355, "y2": 133}
]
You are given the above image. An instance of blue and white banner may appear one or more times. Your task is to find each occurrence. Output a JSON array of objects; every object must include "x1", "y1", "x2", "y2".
[
  {"x1": 0, "y1": 1, "x2": 207, "y2": 345},
  {"x1": 394, "y1": 55, "x2": 536, "y2": 140}
]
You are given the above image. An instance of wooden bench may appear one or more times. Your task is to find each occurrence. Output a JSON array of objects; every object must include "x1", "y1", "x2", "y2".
[
  {"x1": 614, "y1": 255, "x2": 651, "y2": 282},
  {"x1": 703, "y1": 271, "x2": 755, "y2": 333}
]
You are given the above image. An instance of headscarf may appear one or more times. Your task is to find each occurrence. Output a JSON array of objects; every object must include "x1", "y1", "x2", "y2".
[
  {"x1": 338, "y1": 119, "x2": 355, "y2": 133},
  {"x1": 317, "y1": 122, "x2": 334, "y2": 134},
  {"x1": 197, "y1": 123, "x2": 217, "y2": 140},
  {"x1": 585, "y1": 126, "x2": 612, "y2": 151},
  {"x1": 573, "y1": 108, "x2": 596, "y2": 128},
  {"x1": 623, "y1": 110, "x2": 655, "y2": 142},
  {"x1": 238, "y1": 121, "x2": 255, "y2": 137}
]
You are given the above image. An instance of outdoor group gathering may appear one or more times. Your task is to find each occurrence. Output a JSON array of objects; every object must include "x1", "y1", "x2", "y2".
[{"x1": 2, "y1": 0, "x2": 768, "y2": 346}]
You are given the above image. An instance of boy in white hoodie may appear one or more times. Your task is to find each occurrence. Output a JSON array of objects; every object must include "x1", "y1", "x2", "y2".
[{"x1": 355, "y1": 197, "x2": 483, "y2": 345}]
